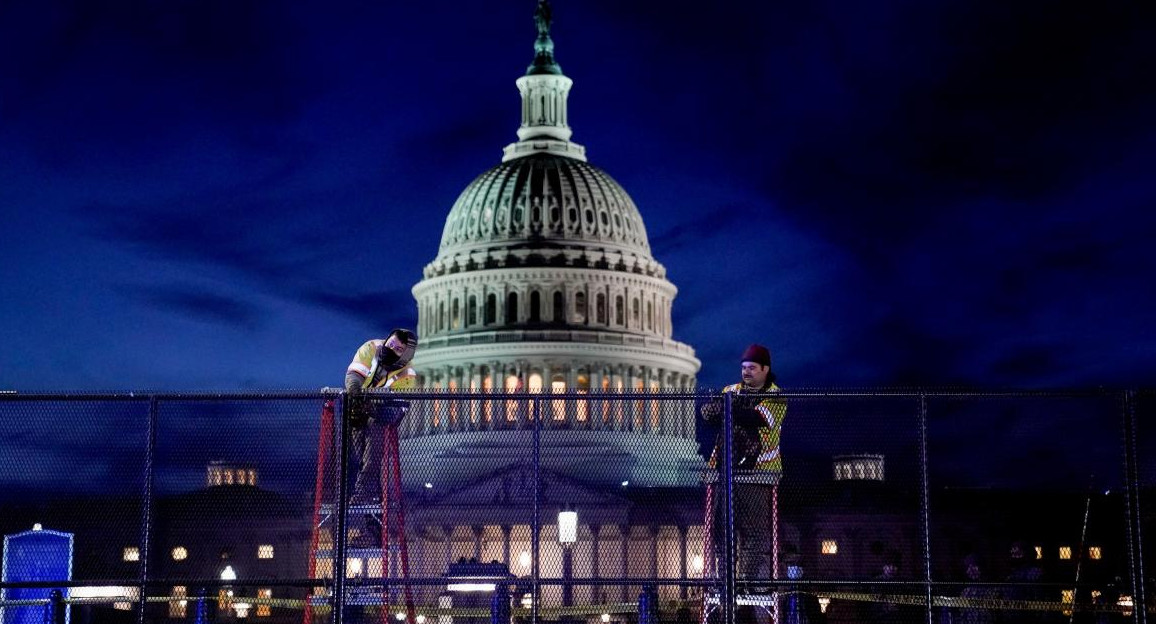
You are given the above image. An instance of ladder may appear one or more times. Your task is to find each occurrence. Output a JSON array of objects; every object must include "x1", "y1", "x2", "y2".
[
  {"x1": 305, "y1": 399, "x2": 416, "y2": 624},
  {"x1": 699, "y1": 480, "x2": 781, "y2": 624}
]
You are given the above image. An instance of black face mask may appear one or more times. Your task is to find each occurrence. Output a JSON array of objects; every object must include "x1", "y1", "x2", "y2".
[{"x1": 378, "y1": 347, "x2": 402, "y2": 371}]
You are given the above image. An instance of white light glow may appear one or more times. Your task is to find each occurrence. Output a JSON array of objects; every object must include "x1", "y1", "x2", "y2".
[
  {"x1": 558, "y1": 510, "x2": 578, "y2": 544},
  {"x1": 416, "y1": 616, "x2": 426, "y2": 624},
  {"x1": 689, "y1": 555, "x2": 705, "y2": 574},
  {"x1": 220, "y1": 565, "x2": 237, "y2": 581},
  {"x1": 71, "y1": 586, "x2": 135, "y2": 599},
  {"x1": 518, "y1": 551, "x2": 532, "y2": 570},
  {"x1": 818, "y1": 597, "x2": 831, "y2": 613},
  {"x1": 32, "y1": 523, "x2": 42, "y2": 531},
  {"x1": 601, "y1": 614, "x2": 610, "y2": 623},
  {"x1": 447, "y1": 583, "x2": 497, "y2": 592},
  {"x1": 395, "y1": 612, "x2": 406, "y2": 621}
]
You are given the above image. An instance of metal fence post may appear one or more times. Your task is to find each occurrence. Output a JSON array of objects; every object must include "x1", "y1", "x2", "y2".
[
  {"x1": 918, "y1": 392, "x2": 933, "y2": 624},
  {"x1": 49, "y1": 589, "x2": 65, "y2": 624},
  {"x1": 490, "y1": 583, "x2": 510, "y2": 624},
  {"x1": 721, "y1": 391, "x2": 736, "y2": 624},
  {"x1": 138, "y1": 395, "x2": 159, "y2": 624},
  {"x1": 532, "y1": 394, "x2": 542, "y2": 624},
  {"x1": 334, "y1": 393, "x2": 350, "y2": 624},
  {"x1": 1122, "y1": 390, "x2": 1147, "y2": 624},
  {"x1": 193, "y1": 587, "x2": 210, "y2": 624},
  {"x1": 638, "y1": 584, "x2": 657, "y2": 624}
]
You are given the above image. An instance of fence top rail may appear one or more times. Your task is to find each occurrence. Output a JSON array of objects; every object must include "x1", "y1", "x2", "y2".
[{"x1": 0, "y1": 387, "x2": 1145, "y2": 402}]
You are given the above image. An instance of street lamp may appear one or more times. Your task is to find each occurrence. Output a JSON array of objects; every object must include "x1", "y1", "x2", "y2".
[{"x1": 557, "y1": 509, "x2": 578, "y2": 612}]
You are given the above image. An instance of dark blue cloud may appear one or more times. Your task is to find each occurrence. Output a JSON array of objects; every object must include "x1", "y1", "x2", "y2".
[{"x1": 0, "y1": 0, "x2": 1153, "y2": 396}]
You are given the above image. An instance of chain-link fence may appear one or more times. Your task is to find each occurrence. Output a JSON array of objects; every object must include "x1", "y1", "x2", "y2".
[{"x1": 0, "y1": 389, "x2": 1150, "y2": 624}]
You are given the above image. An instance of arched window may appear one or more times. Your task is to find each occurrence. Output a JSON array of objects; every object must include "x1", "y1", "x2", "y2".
[
  {"x1": 647, "y1": 301, "x2": 654, "y2": 331},
  {"x1": 485, "y1": 293, "x2": 497, "y2": 325},
  {"x1": 467, "y1": 295, "x2": 477, "y2": 327},
  {"x1": 438, "y1": 301, "x2": 445, "y2": 331},
  {"x1": 553, "y1": 291, "x2": 564, "y2": 323},
  {"x1": 596, "y1": 293, "x2": 607, "y2": 324},
  {"x1": 451, "y1": 298, "x2": 461, "y2": 329},
  {"x1": 615, "y1": 296, "x2": 625, "y2": 325},
  {"x1": 575, "y1": 292, "x2": 587, "y2": 323},
  {"x1": 506, "y1": 292, "x2": 519, "y2": 324},
  {"x1": 632, "y1": 298, "x2": 640, "y2": 326},
  {"x1": 529, "y1": 291, "x2": 541, "y2": 322}
]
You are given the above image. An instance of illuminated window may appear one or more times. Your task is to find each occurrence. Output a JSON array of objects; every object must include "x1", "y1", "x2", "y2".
[
  {"x1": 257, "y1": 545, "x2": 274, "y2": 559},
  {"x1": 1089, "y1": 546, "x2": 1102, "y2": 560},
  {"x1": 821, "y1": 540, "x2": 838, "y2": 555},
  {"x1": 1059, "y1": 546, "x2": 1072, "y2": 560},
  {"x1": 123, "y1": 547, "x2": 140, "y2": 562},
  {"x1": 172, "y1": 547, "x2": 188, "y2": 561},
  {"x1": 257, "y1": 589, "x2": 272, "y2": 617},
  {"x1": 505, "y1": 375, "x2": 521, "y2": 422},
  {"x1": 169, "y1": 586, "x2": 187, "y2": 618},
  {"x1": 1034, "y1": 546, "x2": 1043, "y2": 559},
  {"x1": 551, "y1": 378, "x2": 566, "y2": 421}
]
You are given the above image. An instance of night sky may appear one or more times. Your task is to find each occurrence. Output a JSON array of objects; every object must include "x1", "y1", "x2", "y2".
[{"x1": 2, "y1": 0, "x2": 1154, "y2": 393}]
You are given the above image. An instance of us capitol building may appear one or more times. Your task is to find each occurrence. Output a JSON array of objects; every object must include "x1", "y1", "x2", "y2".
[
  {"x1": 399, "y1": 2, "x2": 704, "y2": 492},
  {"x1": 389, "y1": 1, "x2": 713, "y2": 605}
]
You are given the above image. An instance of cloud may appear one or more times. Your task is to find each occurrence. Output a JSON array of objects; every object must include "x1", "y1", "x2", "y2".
[{"x1": 117, "y1": 284, "x2": 262, "y2": 330}]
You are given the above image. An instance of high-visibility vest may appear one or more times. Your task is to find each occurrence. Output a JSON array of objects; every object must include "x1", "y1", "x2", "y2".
[{"x1": 708, "y1": 382, "x2": 787, "y2": 479}]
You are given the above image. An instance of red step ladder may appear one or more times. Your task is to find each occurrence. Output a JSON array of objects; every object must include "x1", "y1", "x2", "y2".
[{"x1": 305, "y1": 399, "x2": 416, "y2": 624}]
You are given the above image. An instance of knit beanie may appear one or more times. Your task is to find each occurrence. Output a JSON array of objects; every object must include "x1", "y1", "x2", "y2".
[{"x1": 740, "y1": 343, "x2": 771, "y2": 368}]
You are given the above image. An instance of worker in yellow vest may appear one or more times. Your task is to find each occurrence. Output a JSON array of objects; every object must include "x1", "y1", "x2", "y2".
[
  {"x1": 702, "y1": 343, "x2": 786, "y2": 595},
  {"x1": 343, "y1": 329, "x2": 418, "y2": 510}
]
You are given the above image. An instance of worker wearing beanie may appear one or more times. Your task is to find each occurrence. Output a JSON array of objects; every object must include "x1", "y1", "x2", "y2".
[{"x1": 702, "y1": 343, "x2": 787, "y2": 602}]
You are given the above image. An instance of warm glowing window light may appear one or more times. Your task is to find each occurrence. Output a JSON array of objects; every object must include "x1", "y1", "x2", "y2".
[
  {"x1": 821, "y1": 540, "x2": 838, "y2": 555},
  {"x1": 169, "y1": 586, "x2": 187, "y2": 619},
  {"x1": 1059, "y1": 546, "x2": 1072, "y2": 560},
  {"x1": 257, "y1": 544, "x2": 274, "y2": 559},
  {"x1": 257, "y1": 589, "x2": 272, "y2": 617},
  {"x1": 123, "y1": 547, "x2": 140, "y2": 562},
  {"x1": 1089, "y1": 546, "x2": 1102, "y2": 560},
  {"x1": 689, "y1": 554, "x2": 705, "y2": 574},
  {"x1": 171, "y1": 547, "x2": 188, "y2": 561}
]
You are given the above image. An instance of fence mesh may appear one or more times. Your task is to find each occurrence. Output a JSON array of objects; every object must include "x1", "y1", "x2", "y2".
[{"x1": 0, "y1": 390, "x2": 1147, "y2": 624}]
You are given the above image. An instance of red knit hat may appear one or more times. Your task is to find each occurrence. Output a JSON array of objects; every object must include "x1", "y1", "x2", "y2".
[{"x1": 740, "y1": 343, "x2": 772, "y2": 368}]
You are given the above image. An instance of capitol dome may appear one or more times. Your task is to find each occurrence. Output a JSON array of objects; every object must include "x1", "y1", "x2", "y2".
[
  {"x1": 403, "y1": 1, "x2": 702, "y2": 488},
  {"x1": 429, "y1": 154, "x2": 660, "y2": 279}
]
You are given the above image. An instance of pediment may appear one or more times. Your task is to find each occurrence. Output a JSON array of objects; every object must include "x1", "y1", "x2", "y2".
[{"x1": 430, "y1": 463, "x2": 627, "y2": 509}]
